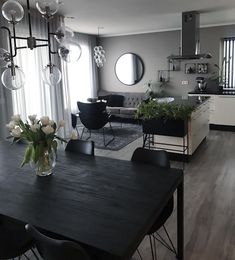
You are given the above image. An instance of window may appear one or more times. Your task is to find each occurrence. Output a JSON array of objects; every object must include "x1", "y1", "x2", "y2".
[
  {"x1": 12, "y1": 39, "x2": 52, "y2": 120},
  {"x1": 223, "y1": 37, "x2": 235, "y2": 89},
  {"x1": 66, "y1": 43, "x2": 93, "y2": 112}
]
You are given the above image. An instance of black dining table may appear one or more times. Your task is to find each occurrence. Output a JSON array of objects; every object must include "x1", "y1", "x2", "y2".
[{"x1": 0, "y1": 142, "x2": 184, "y2": 260}]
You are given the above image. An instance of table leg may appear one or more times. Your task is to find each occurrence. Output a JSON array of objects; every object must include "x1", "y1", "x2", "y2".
[{"x1": 177, "y1": 178, "x2": 184, "y2": 260}]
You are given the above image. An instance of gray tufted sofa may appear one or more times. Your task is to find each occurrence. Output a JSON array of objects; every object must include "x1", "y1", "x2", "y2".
[{"x1": 98, "y1": 91, "x2": 147, "y2": 119}]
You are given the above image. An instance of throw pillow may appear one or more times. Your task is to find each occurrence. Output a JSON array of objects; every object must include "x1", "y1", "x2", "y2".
[{"x1": 107, "y1": 95, "x2": 124, "y2": 107}]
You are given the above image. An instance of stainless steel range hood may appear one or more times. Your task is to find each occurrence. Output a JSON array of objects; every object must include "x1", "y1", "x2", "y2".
[{"x1": 168, "y1": 11, "x2": 212, "y2": 60}]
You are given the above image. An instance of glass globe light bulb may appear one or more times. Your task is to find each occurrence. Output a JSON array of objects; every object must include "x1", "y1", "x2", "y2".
[
  {"x1": 1, "y1": 65, "x2": 25, "y2": 90},
  {"x1": 58, "y1": 40, "x2": 82, "y2": 63},
  {"x1": 42, "y1": 64, "x2": 61, "y2": 86},
  {"x1": 2, "y1": 0, "x2": 24, "y2": 23},
  {"x1": 54, "y1": 26, "x2": 74, "y2": 44},
  {"x1": 36, "y1": 0, "x2": 60, "y2": 18},
  {"x1": 0, "y1": 48, "x2": 11, "y2": 68}
]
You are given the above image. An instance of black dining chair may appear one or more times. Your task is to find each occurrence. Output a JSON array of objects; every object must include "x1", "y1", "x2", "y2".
[
  {"x1": 0, "y1": 216, "x2": 38, "y2": 260},
  {"x1": 25, "y1": 224, "x2": 91, "y2": 260},
  {"x1": 65, "y1": 139, "x2": 95, "y2": 156},
  {"x1": 71, "y1": 113, "x2": 79, "y2": 135},
  {"x1": 77, "y1": 101, "x2": 115, "y2": 146},
  {"x1": 131, "y1": 148, "x2": 177, "y2": 260}
]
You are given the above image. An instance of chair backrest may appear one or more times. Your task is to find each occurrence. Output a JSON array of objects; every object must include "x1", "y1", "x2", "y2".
[
  {"x1": 25, "y1": 224, "x2": 90, "y2": 260},
  {"x1": 77, "y1": 101, "x2": 109, "y2": 130},
  {"x1": 65, "y1": 139, "x2": 95, "y2": 156},
  {"x1": 131, "y1": 147, "x2": 170, "y2": 168},
  {"x1": 77, "y1": 101, "x2": 107, "y2": 114},
  {"x1": 71, "y1": 113, "x2": 78, "y2": 129}
]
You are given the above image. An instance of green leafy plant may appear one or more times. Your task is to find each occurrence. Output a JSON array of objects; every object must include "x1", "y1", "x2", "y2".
[
  {"x1": 209, "y1": 57, "x2": 230, "y2": 85},
  {"x1": 136, "y1": 100, "x2": 194, "y2": 120},
  {"x1": 145, "y1": 80, "x2": 167, "y2": 99},
  {"x1": 6, "y1": 115, "x2": 67, "y2": 167}
]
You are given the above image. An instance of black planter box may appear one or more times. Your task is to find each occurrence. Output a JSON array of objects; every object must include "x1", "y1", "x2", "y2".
[{"x1": 142, "y1": 118, "x2": 188, "y2": 137}]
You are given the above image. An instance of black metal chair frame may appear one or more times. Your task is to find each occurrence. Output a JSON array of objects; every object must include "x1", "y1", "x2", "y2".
[{"x1": 80, "y1": 120, "x2": 115, "y2": 147}]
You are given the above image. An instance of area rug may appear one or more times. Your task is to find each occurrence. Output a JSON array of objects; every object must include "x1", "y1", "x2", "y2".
[{"x1": 80, "y1": 123, "x2": 142, "y2": 151}]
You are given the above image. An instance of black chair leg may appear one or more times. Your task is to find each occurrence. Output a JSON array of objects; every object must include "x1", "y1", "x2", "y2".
[
  {"x1": 31, "y1": 247, "x2": 40, "y2": 260},
  {"x1": 137, "y1": 248, "x2": 143, "y2": 260},
  {"x1": 152, "y1": 226, "x2": 177, "y2": 257},
  {"x1": 81, "y1": 127, "x2": 85, "y2": 139},
  {"x1": 103, "y1": 128, "x2": 106, "y2": 146},
  {"x1": 109, "y1": 122, "x2": 115, "y2": 139},
  {"x1": 149, "y1": 235, "x2": 156, "y2": 260},
  {"x1": 103, "y1": 123, "x2": 115, "y2": 147},
  {"x1": 23, "y1": 253, "x2": 30, "y2": 260}
]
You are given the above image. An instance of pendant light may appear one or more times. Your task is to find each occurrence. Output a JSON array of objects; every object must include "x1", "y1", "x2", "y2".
[
  {"x1": 94, "y1": 27, "x2": 106, "y2": 68},
  {"x1": 0, "y1": 0, "x2": 82, "y2": 89}
]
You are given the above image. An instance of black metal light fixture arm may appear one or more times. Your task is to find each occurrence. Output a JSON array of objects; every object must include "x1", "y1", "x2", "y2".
[{"x1": 0, "y1": 26, "x2": 14, "y2": 62}]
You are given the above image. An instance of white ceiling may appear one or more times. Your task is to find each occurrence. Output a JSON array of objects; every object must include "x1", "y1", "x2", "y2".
[{"x1": 61, "y1": 0, "x2": 235, "y2": 36}]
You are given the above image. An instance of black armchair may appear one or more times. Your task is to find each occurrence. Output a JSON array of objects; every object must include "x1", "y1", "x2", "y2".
[
  {"x1": 131, "y1": 148, "x2": 176, "y2": 260},
  {"x1": 77, "y1": 101, "x2": 115, "y2": 146}
]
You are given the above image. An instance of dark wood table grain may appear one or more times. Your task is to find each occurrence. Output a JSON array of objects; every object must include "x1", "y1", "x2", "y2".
[{"x1": 0, "y1": 142, "x2": 184, "y2": 260}]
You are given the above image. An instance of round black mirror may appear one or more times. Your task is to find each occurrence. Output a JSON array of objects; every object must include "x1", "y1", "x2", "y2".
[{"x1": 115, "y1": 53, "x2": 144, "y2": 85}]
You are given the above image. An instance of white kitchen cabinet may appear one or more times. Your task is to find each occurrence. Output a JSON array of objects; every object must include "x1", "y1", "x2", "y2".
[{"x1": 209, "y1": 96, "x2": 235, "y2": 125}]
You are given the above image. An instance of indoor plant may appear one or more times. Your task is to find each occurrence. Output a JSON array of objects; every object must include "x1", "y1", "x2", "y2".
[
  {"x1": 136, "y1": 100, "x2": 194, "y2": 137},
  {"x1": 6, "y1": 114, "x2": 67, "y2": 176},
  {"x1": 209, "y1": 57, "x2": 230, "y2": 89}
]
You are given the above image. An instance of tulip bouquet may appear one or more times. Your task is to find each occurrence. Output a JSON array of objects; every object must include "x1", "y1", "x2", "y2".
[{"x1": 6, "y1": 114, "x2": 67, "y2": 175}]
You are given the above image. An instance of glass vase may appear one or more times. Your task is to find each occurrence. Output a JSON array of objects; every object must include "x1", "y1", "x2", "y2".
[{"x1": 31, "y1": 148, "x2": 56, "y2": 176}]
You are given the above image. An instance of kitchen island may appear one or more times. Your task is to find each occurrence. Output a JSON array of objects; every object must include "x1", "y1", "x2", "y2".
[{"x1": 148, "y1": 97, "x2": 210, "y2": 159}]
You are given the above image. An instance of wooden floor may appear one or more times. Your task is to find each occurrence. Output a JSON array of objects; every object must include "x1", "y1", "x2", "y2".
[{"x1": 28, "y1": 130, "x2": 235, "y2": 260}]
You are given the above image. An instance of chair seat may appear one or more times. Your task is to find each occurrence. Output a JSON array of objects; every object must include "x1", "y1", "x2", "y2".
[
  {"x1": 147, "y1": 197, "x2": 174, "y2": 235},
  {"x1": 0, "y1": 216, "x2": 34, "y2": 259}
]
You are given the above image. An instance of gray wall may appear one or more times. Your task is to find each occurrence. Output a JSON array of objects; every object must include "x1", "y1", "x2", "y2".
[{"x1": 98, "y1": 25, "x2": 235, "y2": 97}]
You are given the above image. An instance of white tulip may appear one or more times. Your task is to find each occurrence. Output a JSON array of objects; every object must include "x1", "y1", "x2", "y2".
[
  {"x1": 30, "y1": 124, "x2": 40, "y2": 133},
  {"x1": 28, "y1": 115, "x2": 37, "y2": 123},
  {"x1": 42, "y1": 125, "x2": 55, "y2": 135},
  {"x1": 6, "y1": 121, "x2": 16, "y2": 130},
  {"x1": 58, "y1": 120, "x2": 65, "y2": 128},
  {"x1": 40, "y1": 116, "x2": 50, "y2": 126},
  {"x1": 11, "y1": 114, "x2": 21, "y2": 123},
  {"x1": 70, "y1": 130, "x2": 78, "y2": 140},
  {"x1": 49, "y1": 120, "x2": 55, "y2": 126},
  {"x1": 11, "y1": 127, "x2": 21, "y2": 138}
]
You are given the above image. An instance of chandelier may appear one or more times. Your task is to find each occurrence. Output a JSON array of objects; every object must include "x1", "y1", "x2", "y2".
[
  {"x1": 0, "y1": 0, "x2": 82, "y2": 90},
  {"x1": 94, "y1": 27, "x2": 106, "y2": 68}
]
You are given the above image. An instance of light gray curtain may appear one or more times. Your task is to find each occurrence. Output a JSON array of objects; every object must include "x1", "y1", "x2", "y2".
[
  {"x1": 8, "y1": 9, "x2": 71, "y2": 138},
  {"x1": 0, "y1": 4, "x2": 13, "y2": 140},
  {"x1": 61, "y1": 32, "x2": 99, "y2": 114}
]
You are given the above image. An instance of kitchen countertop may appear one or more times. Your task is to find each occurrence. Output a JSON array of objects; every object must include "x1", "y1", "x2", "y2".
[
  {"x1": 188, "y1": 89, "x2": 235, "y2": 96},
  {"x1": 168, "y1": 96, "x2": 209, "y2": 109}
]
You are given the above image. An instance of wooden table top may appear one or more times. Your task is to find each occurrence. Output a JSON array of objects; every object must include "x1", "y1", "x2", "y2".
[{"x1": 0, "y1": 142, "x2": 183, "y2": 259}]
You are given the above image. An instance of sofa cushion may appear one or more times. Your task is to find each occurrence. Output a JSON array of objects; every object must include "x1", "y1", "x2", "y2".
[
  {"x1": 107, "y1": 95, "x2": 124, "y2": 107},
  {"x1": 119, "y1": 107, "x2": 137, "y2": 115},
  {"x1": 106, "y1": 107, "x2": 121, "y2": 115}
]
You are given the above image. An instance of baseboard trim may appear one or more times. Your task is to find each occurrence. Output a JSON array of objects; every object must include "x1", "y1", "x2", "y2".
[{"x1": 210, "y1": 124, "x2": 235, "y2": 132}]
